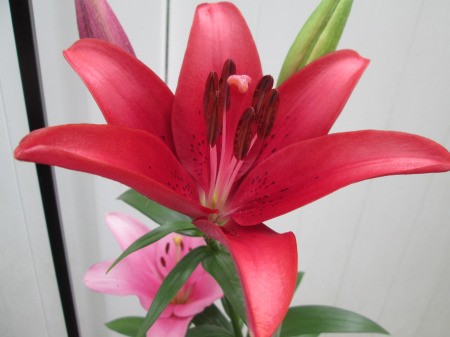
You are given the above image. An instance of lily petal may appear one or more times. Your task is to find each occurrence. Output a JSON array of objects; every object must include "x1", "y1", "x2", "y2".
[
  {"x1": 84, "y1": 259, "x2": 158, "y2": 308},
  {"x1": 75, "y1": 0, "x2": 135, "y2": 55},
  {"x1": 255, "y1": 50, "x2": 369, "y2": 165},
  {"x1": 172, "y1": 2, "x2": 263, "y2": 190},
  {"x1": 154, "y1": 234, "x2": 206, "y2": 280},
  {"x1": 14, "y1": 124, "x2": 212, "y2": 218},
  {"x1": 106, "y1": 212, "x2": 161, "y2": 277},
  {"x1": 64, "y1": 39, "x2": 175, "y2": 150},
  {"x1": 147, "y1": 316, "x2": 192, "y2": 337},
  {"x1": 230, "y1": 130, "x2": 450, "y2": 225},
  {"x1": 194, "y1": 219, "x2": 297, "y2": 337},
  {"x1": 106, "y1": 212, "x2": 150, "y2": 251},
  {"x1": 172, "y1": 271, "x2": 223, "y2": 317}
]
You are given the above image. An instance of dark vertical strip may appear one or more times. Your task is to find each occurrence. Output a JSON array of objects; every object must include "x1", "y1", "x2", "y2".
[
  {"x1": 8, "y1": 1, "x2": 80, "y2": 337},
  {"x1": 164, "y1": 0, "x2": 171, "y2": 83}
]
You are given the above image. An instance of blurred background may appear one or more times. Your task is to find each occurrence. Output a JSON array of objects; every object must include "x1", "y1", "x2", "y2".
[{"x1": 2, "y1": 1, "x2": 450, "y2": 336}]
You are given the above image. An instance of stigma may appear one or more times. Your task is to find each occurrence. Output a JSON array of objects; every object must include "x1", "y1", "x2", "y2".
[{"x1": 227, "y1": 74, "x2": 252, "y2": 93}]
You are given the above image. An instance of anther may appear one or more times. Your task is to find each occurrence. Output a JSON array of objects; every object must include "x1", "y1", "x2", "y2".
[
  {"x1": 252, "y1": 75, "x2": 274, "y2": 114},
  {"x1": 221, "y1": 59, "x2": 237, "y2": 79},
  {"x1": 220, "y1": 59, "x2": 236, "y2": 111},
  {"x1": 234, "y1": 107, "x2": 257, "y2": 160},
  {"x1": 204, "y1": 72, "x2": 219, "y2": 119},
  {"x1": 203, "y1": 72, "x2": 222, "y2": 146},
  {"x1": 257, "y1": 89, "x2": 279, "y2": 139},
  {"x1": 173, "y1": 235, "x2": 183, "y2": 247}
]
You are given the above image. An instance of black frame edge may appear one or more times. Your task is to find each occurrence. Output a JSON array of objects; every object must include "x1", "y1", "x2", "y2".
[{"x1": 8, "y1": 1, "x2": 80, "y2": 336}]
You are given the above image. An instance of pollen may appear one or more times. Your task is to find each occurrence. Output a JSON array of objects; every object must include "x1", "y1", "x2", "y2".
[{"x1": 173, "y1": 235, "x2": 183, "y2": 247}]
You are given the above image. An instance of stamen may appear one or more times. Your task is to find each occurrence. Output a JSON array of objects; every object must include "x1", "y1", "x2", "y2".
[
  {"x1": 257, "y1": 89, "x2": 279, "y2": 139},
  {"x1": 173, "y1": 235, "x2": 183, "y2": 247},
  {"x1": 203, "y1": 72, "x2": 222, "y2": 146},
  {"x1": 221, "y1": 59, "x2": 236, "y2": 79},
  {"x1": 234, "y1": 107, "x2": 257, "y2": 160},
  {"x1": 204, "y1": 72, "x2": 218, "y2": 119},
  {"x1": 173, "y1": 235, "x2": 183, "y2": 263},
  {"x1": 203, "y1": 60, "x2": 281, "y2": 214},
  {"x1": 252, "y1": 75, "x2": 274, "y2": 115},
  {"x1": 220, "y1": 59, "x2": 236, "y2": 111}
]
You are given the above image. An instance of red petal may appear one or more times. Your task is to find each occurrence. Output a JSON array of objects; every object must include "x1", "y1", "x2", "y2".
[
  {"x1": 14, "y1": 124, "x2": 212, "y2": 218},
  {"x1": 254, "y1": 50, "x2": 369, "y2": 165},
  {"x1": 64, "y1": 39, "x2": 175, "y2": 151},
  {"x1": 172, "y1": 2, "x2": 262, "y2": 191},
  {"x1": 229, "y1": 130, "x2": 450, "y2": 225},
  {"x1": 194, "y1": 219, "x2": 297, "y2": 337},
  {"x1": 75, "y1": 0, "x2": 135, "y2": 55}
]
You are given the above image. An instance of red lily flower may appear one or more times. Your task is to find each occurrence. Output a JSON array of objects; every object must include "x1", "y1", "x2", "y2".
[{"x1": 14, "y1": 3, "x2": 450, "y2": 337}]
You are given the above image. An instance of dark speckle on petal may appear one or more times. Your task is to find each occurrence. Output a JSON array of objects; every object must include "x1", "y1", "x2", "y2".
[{"x1": 165, "y1": 242, "x2": 170, "y2": 254}]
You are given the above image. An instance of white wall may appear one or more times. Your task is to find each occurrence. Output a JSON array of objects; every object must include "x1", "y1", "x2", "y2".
[
  {"x1": 4, "y1": 1, "x2": 450, "y2": 336},
  {"x1": 1, "y1": 1, "x2": 66, "y2": 336}
]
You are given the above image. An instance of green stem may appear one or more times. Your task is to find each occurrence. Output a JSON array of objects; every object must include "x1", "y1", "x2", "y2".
[{"x1": 222, "y1": 297, "x2": 243, "y2": 337}]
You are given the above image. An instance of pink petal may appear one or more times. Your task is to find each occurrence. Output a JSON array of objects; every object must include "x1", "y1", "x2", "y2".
[
  {"x1": 146, "y1": 316, "x2": 192, "y2": 337},
  {"x1": 153, "y1": 234, "x2": 206, "y2": 279},
  {"x1": 106, "y1": 212, "x2": 150, "y2": 251},
  {"x1": 194, "y1": 219, "x2": 298, "y2": 337},
  {"x1": 14, "y1": 124, "x2": 212, "y2": 218},
  {"x1": 254, "y1": 50, "x2": 369, "y2": 165},
  {"x1": 105, "y1": 213, "x2": 161, "y2": 280},
  {"x1": 173, "y1": 272, "x2": 223, "y2": 317},
  {"x1": 75, "y1": 0, "x2": 135, "y2": 55},
  {"x1": 84, "y1": 259, "x2": 158, "y2": 308},
  {"x1": 172, "y1": 2, "x2": 263, "y2": 191},
  {"x1": 229, "y1": 130, "x2": 450, "y2": 226},
  {"x1": 64, "y1": 39, "x2": 175, "y2": 151}
]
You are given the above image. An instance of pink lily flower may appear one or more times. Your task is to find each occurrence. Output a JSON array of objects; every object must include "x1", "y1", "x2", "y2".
[
  {"x1": 84, "y1": 212, "x2": 222, "y2": 337},
  {"x1": 14, "y1": 2, "x2": 450, "y2": 337}
]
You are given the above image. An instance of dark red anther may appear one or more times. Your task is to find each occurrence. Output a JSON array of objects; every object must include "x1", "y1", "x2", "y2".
[
  {"x1": 204, "y1": 72, "x2": 219, "y2": 119},
  {"x1": 252, "y1": 75, "x2": 274, "y2": 114},
  {"x1": 221, "y1": 59, "x2": 237, "y2": 81},
  {"x1": 203, "y1": 60, "x2": 238, "y2": 147},
  {"x1": 220, "y1": 59, "x2": 236, "y2": 111},
  {"x1": 257, "y1": 89, "x2": 279, "y2": 139},
  {"x1": 234, "y1": 107, "x2": 257, "y2": 160},
  {"x1": 203, "y1": 72, "x2": 222, "y2": 146}
]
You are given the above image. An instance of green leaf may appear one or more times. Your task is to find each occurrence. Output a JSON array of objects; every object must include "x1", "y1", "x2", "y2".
[
  {"x1": 105, "y1": 316, "x2": 144, "y2": 337},
  {"x1": 186, "y1": 325, "x2": 235, "y2": 337},
  {"x1": 202, "y1": 247, "x2": 247, "y2": 324},
  {"x1": 295, "y1": 272, "x2": 305, "y2": 292},
  {"x1": 280, "y1": 305, "x2": 389, "y2": 336},
  {"x1": 119, "y1": 189, "x2": 191, "y2": 225},
  {"x1": 107, "y1": 220, "x2": 196, "y2": 272},
  {"x1": 137, "y1": 246, "x2": 210, "y2": 337},
  {"x1": 277, "y1": 0, "x2": 353, "y2": 86},
  {"x1": 192, "y1": 304, "x2": 232, "y2": 331}
]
